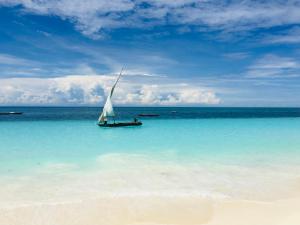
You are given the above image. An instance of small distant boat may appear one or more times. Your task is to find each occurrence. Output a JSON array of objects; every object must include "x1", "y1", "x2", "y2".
[
  {"x1": 138, "y1": 114, "x2": 159, "y2": 117},
  {"x1": 98, "y1": 69, "x2": 142, "y2": 127},
  {"x1": 0, "y1": 112, "x2": 23, "y2": 115},
  {"x1": 98, "y1": 121, "x2": 142, "y2": 127}
]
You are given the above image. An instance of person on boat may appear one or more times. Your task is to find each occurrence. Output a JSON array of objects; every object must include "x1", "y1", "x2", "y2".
[
  {"x1": 134, "y1": 118, "x2": 138, "y2": 123},
  {"x1": 104, "y1": 118, "x2": 108, "y2": 125}
]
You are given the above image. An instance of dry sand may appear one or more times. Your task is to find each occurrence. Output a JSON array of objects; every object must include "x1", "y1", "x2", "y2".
[{"x1": 0, "y1": 196, "x2": 299, "y2": 225}]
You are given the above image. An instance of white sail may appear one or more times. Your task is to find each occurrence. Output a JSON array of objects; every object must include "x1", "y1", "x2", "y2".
[
  {"x1": 102, "y1": 95, "x2": 115, "y2": 116},
  {"x1": 98, "y1": 69, "x2": 123, "y2": 123}
]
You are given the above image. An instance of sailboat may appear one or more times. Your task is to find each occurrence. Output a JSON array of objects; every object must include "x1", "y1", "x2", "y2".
[{"x1": 98, "y1": 69, "x2": 142, "y2": 127}]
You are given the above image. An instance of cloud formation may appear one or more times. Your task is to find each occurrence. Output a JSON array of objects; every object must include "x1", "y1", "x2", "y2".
[
  {"x1": 247, "y1": 54, "x2": 300, "y2": 78},
  {"x1": 0, "y1": 75, "x2": 220, "y2": 105},
  {"x1": 1, "y1": 0, "x2": 300, "y2": 38},
  {"x1": 264, "y1": 27, "x2": 300, "y2": 44},
  {"x1": 0, "y1": 53, "x2": 33, "y2": 66}
]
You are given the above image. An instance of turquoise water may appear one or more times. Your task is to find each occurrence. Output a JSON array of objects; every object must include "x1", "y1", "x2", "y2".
[
  {"x1": 1, "y1": 114, "x2": 300, "y2": 173},
  {"x1": 0, "y1": 107, "x2": 300, "y2": 204}
]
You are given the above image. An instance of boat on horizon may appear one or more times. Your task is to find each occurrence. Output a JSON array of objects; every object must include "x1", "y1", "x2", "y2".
[
  {"x1": 0, "y1": 112, "x2": 23, "y2": 115},
  {"x1": 138, "y1": 113, "x2": 160, "y2": 117},
  {"x1": 97, "y1": 69, "x2": 142, "y2": 127}
]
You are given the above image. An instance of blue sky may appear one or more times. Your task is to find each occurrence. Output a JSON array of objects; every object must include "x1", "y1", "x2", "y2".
[{"x1": 0, "y1": 0, "x2": 300, "y2": 106}]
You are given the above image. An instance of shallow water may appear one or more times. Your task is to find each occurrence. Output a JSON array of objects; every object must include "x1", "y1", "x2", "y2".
[{"x1": 0, "y1": 107, "x2": 300, "y2": 206}]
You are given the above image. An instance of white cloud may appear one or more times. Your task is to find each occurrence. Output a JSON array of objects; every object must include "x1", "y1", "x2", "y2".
[
  {"x1": 115, "y1": 83, "x2": 220, "y2": 105},
  {"x1": 223, "y1": 52, "x2": 250, "y2": 60},
  {"x1": 0, "y1": 53, "x2": 33, "y2": 65},
  {"x1": 0, "y1": 75, "x2": 220, "y2": 105},
  {"x1": 1, "y1": 0, "x2": 300, "y2": 38},
  {"x1": 264, "y1": 27, "x2": 300, "y2": 44},
  {"x1": 247, "y1": 54, "x2": 300, "y2": 78}
]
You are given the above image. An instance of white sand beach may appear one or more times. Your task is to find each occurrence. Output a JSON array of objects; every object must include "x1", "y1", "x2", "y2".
[
  {"x1": 1, "y1": 195, "x2": 300, "y2": 225},
  {"x1": 1, "y1": 152, "x2": 300, "y2": 225}
]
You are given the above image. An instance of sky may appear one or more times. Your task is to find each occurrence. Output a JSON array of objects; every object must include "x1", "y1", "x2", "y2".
[{"x1": 0, "y1": 0, "x2": 300, "y2": 106}]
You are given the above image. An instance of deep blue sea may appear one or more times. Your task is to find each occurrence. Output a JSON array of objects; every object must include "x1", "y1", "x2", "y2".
[
  {"x1": 0, "y1": 107, "x2": 300, "y2": 205},
  {"x1": 1, "y1": 107, "x2": 300, "y2": 121}
]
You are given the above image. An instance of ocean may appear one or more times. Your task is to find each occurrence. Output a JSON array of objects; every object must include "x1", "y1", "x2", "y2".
[{"x1": 0, "y1": 107, "x2": 300, "y2": 207}]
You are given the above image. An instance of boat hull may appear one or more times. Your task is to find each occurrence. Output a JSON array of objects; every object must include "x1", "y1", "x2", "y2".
[
  {"x1": 98, "y1": 121, "x2": 142, "y2": 127},
  {"x1": 138, "y1": 114, "x2": 159, "y2": 117},
  {"x1": 0, "y1": 112, "x2": 23, "y2": 115}
]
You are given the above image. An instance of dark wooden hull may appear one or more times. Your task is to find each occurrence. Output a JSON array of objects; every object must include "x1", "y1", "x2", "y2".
[
  {"x1": 98, "y1": 121, "x2": 142, "y2": 127},
  {"x1": 0, "y1": 112, "x2": 23, "y2": 115},
  {"x1": 138, "y1": 114, "x2": 159, "y2": 117}
]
